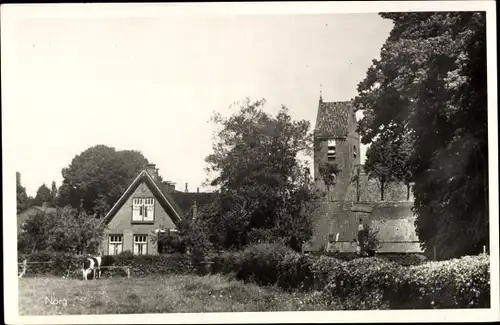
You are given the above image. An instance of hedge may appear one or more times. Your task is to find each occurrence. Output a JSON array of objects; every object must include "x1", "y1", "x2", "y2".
[
  {"x1": 209, "y1": 246, "x2": 490, "y2": 309},
  {"x1": 384, "y1": 255, "x2": 491, "y2": 309},
  {"x1": 18, "y1": 251, "x2": 196, "y2": 278}
]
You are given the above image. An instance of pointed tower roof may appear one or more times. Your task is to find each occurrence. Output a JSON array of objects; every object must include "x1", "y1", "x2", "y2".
[{"x1": 314, "y1": 99, "x2": 353, "y2": 139}]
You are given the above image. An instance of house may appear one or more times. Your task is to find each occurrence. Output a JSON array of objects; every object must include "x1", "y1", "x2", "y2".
[{"x1": 100, "y1": 164, "x2": 217, "y2": 256}]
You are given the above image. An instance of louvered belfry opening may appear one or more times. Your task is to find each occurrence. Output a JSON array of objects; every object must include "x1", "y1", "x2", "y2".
[{"x1": 327, "y1": 139, "x2": 336, "y2": 162}]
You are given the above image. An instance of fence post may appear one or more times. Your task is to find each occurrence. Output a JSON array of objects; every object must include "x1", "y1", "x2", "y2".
[
  {"x1": 483, "y1": 245, "x2": 487, "y2": 254},
  {"x1": 433, "y1": 246, "x2": 437, "y2": 261}
]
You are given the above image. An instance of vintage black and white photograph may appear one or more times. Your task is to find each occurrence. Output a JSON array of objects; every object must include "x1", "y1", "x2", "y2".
[{"x1": 2, "y1": 1, "x2": 498, "y2": 324}]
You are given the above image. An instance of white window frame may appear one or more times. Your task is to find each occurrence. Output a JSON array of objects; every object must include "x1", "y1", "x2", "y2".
[
  {"x1": 133, "y1": 234, "x2": 148, "y2": 255},
  {"x1": 108, "y1": 235, "x2": 123, "y2": 256},
  {"x1": 132, "y1": 198, "x2": 155, "y2": 222}
]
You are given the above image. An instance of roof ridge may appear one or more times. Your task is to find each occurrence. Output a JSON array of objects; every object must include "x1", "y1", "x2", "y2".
[{"x1": 155, "y1": 179, "x2": 185, "y2": 217}]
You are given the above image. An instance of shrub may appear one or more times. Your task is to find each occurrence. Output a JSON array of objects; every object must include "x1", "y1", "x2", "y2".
[
  {"x1": 386, "y1": 254, "x2": 490, "y2": 309},
  {"x1": 310, "y1": 255, "x2": 344, "y2": 290},
  {"x1": 363, "y1": 225, "x2": 381, "y2": 253},
  {"x1": 322, "y1": 257, "x2": 397, "y2": 309},
  {"x1": 277, "y1": 252, "x2": 315, "y2": 291},
  {"x1": 236, "y1": 242, "x2": 293, "y2": 285},
  {"x1": 157, "y1": 231, "x2": 187, "y2": 254},
  {"x1": 211, "y1": 251, "x2": 242, "y2": 275}
]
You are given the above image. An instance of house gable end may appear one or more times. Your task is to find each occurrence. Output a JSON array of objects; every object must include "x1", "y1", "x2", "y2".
[{"x1": 103, "y1": 171, "x2": 182, "y2": 227}]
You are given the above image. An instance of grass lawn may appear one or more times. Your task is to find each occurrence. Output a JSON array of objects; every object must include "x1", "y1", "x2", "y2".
[{"x1": 19, "y1": 274, "x2": 332, "y2": 315}]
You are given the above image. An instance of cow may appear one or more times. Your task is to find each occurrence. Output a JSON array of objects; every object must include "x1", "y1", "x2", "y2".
[
  {"x1": 82, "y1": 255, "x2": 116, "y2": 280},
  {"x1": 82, "y1": 256, "x2": 102, "y2": 281}
]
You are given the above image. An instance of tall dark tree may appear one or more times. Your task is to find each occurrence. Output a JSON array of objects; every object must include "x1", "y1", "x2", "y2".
[
  {"x1": 200, "y1": 99, "x2": 321, "y2": 251},
  {"x1": 58, "y1": 145, "x2": 149, "y2": 217},
  {"x1": 354, "y1": 12, "x2": 488, "y2": 259},
  {"x1": 50, "y1": 181, "x2": 58, "y2": 207},
  {"x1": 16, "y1": 172, "x2": 29, "y2": 213},
  {"x1": 32, "y1": 184, "x2": 52, "y2": 207}
]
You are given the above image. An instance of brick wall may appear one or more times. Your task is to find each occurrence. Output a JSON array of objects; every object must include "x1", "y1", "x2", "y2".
[
  {"x1": 102, "y1": 182, "x2": 178, "y2": 255},
  {"x1": 311, "y1": 201, "x2": 422, "y2": 253}
]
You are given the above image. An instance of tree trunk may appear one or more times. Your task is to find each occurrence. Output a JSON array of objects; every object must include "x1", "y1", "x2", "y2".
[
  {"x1": 380, "y1": 180, "x2": 385, "y2": 201},
  {"x1": 406, "y1": 182, "x2": 410, "y2": 201}
]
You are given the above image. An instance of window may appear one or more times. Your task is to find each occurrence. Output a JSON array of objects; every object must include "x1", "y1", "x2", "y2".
[
  {"x1": 133, "y1": 235, "x2": 148, "y2": 255},
  {"x1": 353, "y1": 145, "x2": 357, "y2": 158},
  {"x1": 108, "y1": 235, "x2": 123, "y2": 256},
  {"x1": 132, "y1": 198, "x2": 155, "y2": 222},
  {"x1": 327, "y1": 139, "x2": 336, "y2": 161}
]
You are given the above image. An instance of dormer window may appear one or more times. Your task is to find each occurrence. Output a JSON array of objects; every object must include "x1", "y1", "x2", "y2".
[
  {"x1": 132, "y1": 198, "x2": 155, "y2": 222},
  {"x1": 327, "y1": 139, "x2": 336, "y2": 161}
]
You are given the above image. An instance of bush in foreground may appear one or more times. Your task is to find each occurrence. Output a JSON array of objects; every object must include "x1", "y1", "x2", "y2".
[
  {"x1": 213, "y1": 246, "x2": 490, "y2": 310},
  {"x1": 385, "y1": 254, "x2": 490, "y2": 309},
  {"x1": 236, "y1": 243, "x2": 293, "y2": 286}
]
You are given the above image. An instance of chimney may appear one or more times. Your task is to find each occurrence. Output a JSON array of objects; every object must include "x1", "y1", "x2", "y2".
[
  {"x1": 145, "y1": 164, "x2": 158, "y2": 181},
  {"x1": 197, "y1": 187, "x2": 199, "y2": 193},
  {"x1": 185, "y1": 183, "x2": 188, "y2": 193},
  {"x1": 162, "y1": 181, "x2": 176, "y2": 193}
]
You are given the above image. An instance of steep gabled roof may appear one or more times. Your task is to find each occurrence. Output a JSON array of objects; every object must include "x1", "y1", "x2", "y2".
[
  {"x1": 314, "y1": 100, "x2": 352, "y2": 139},
  {"x1": 102, "y1": 170, "x2": 183, "y2": 226}
]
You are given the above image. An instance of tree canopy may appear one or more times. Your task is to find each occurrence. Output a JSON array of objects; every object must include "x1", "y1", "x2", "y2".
[
  {"x1": 199, "y1": 99, "x2": 321, "y2": 251},
  {"x1": 18, "y1": 207, "x2": 106, "y2": 254},
  {"x1": 32, "y1": 184, "x2": 52, "y2": 207},
  {"x1": 58, "y1": 145, "x2": 150, "y2": 217},
  {"x1": 354, "y1": 12, "x2": 488, "y2": 259}
]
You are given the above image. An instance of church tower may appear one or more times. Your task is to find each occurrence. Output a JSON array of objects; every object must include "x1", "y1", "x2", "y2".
[{"x1": 313, "y1": 95, "x2": 361, "y2": 201}]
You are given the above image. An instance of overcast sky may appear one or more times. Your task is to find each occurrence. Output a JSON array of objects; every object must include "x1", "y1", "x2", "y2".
[{"x1": 5, "y1": 12, "x2": 393, "y2": 197}]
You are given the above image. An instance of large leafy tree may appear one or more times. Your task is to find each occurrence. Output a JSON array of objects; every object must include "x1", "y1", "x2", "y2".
[
  {"x1": 200, "y1": 99, "x2": 321, "y2": 252},
  {"x1": 354, "y1": 12, "x2": 488, "y2": 259},
  {"x1": 18, "y1": 207, "x2": 106, "y2": 254},
  {"x1": 16, "y1": 172, "x2": 30, "y2": 213},
  {"x1": 58, "y1": 145, "x2": 149, "y2": 217},
  {"x1": 363, "y1": 134, "x2": 398, "y2": 201},
  {"x1": 364, "y1": 128, "x2": 413, "y2": 201}
]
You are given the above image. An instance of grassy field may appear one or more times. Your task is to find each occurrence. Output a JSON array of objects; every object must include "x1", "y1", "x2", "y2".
[{"x1": 19, "y1": 274, "x2": 332, "y2": 315}]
